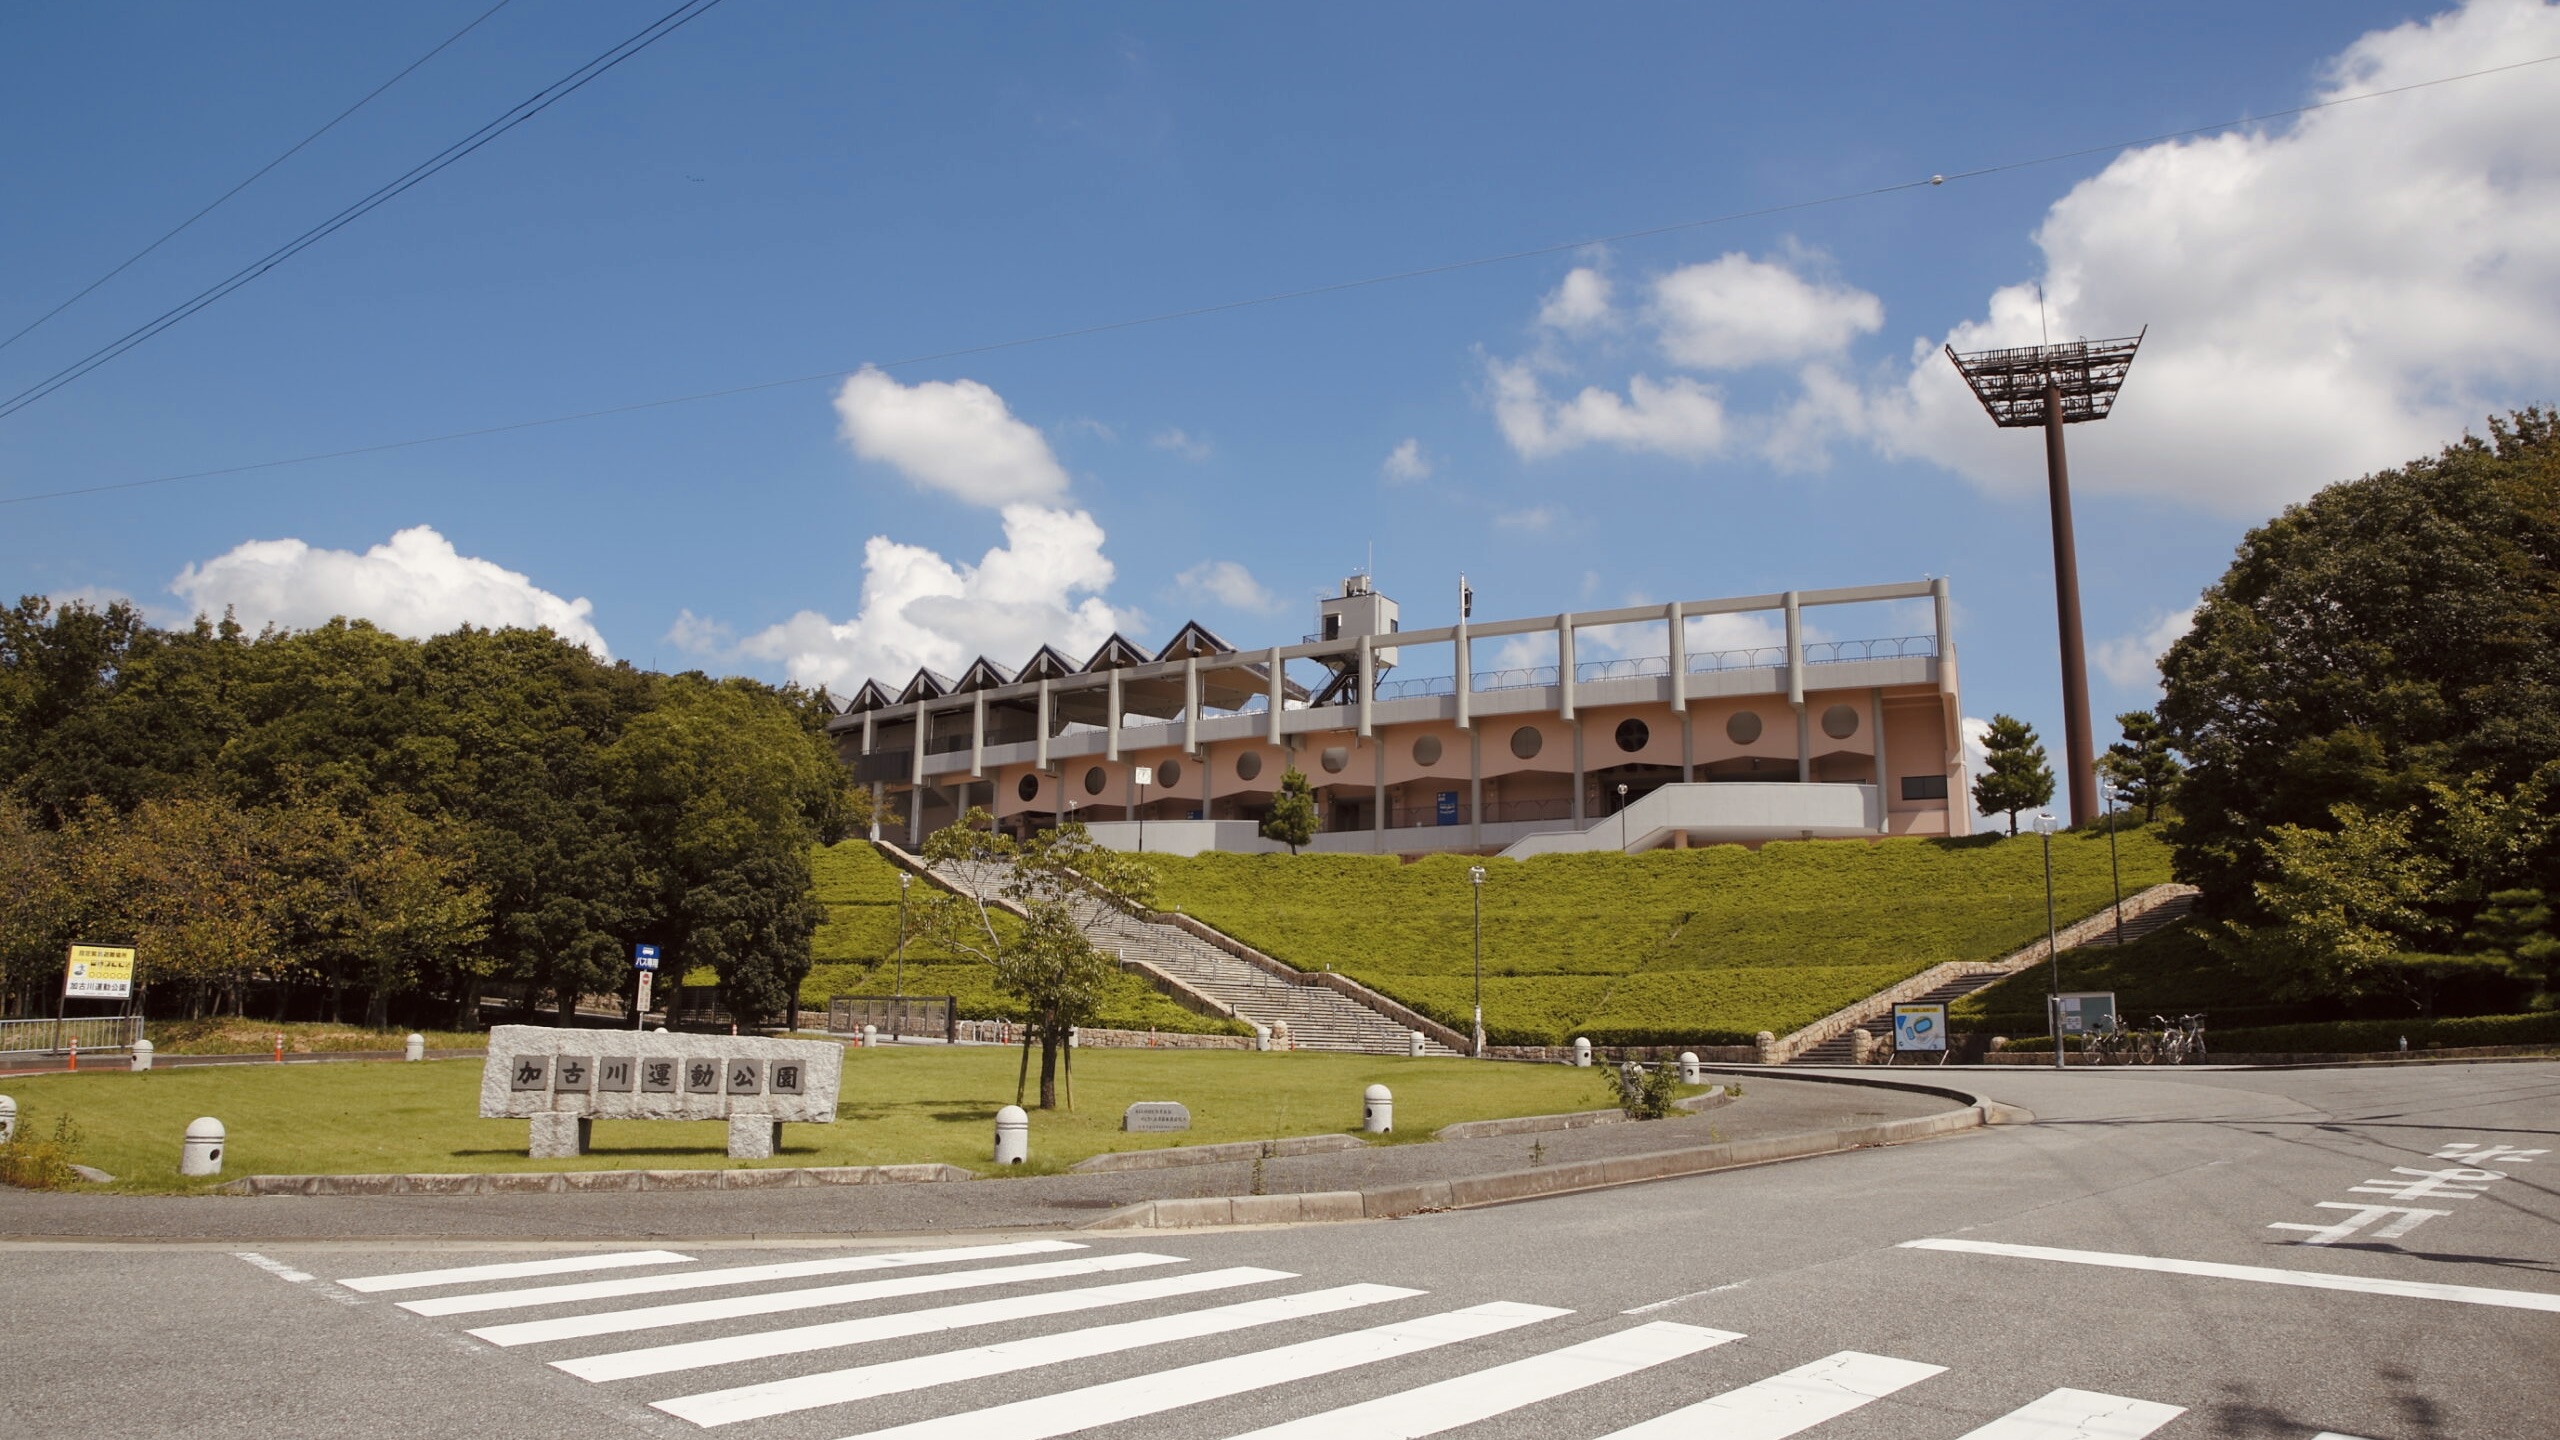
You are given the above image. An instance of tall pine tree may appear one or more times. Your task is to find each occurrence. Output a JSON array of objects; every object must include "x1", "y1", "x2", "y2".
[{"x1": 1971, "y1": 714, "x2": 2056, "y2": 836}]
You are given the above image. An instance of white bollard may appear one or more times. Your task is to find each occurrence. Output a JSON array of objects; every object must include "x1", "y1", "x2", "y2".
[
  {"x1": 1409, "y1": 1030, "x2": 1426, "y2": 1058},
  {"x1": 1253, "y1": 1024, "x2": 1271, "y2": 1052},
  {"x1": 1573, "y1": 1037, "x2": 1592, "y2": 1068},
  {"x1": 404, "y1": 1033, "x2": 425, "y2": 1062},
  {"x1": 1363, "y1": 1083, "x2": 1393, "y2": 1134},
  {"x1": 180, "y1": 1117, "x2": 226, "y2": 1177},
  {"x1": 1679, "y1": 1051, "x2": 1701, "y2": 1085},
  {"x1": 0, "y1": 1094, "x2": 15, "y2": 1143},
  {"x1": 130, "y1": 1039, "x2": 154, "y2": 1072},
  {"x1": 993, "y1": 1105, "x2": 1029, "y2": 1164},
  {"x1": 1068, "y1": 1027, "x2": 1079, "y2": 1050},
  {"x1": 1272, "y1": 1020, "x2": 1293, "y2": 1051},
  {"x1": 862, "y1": 1024, "x2": 878, "y2": 1049}
]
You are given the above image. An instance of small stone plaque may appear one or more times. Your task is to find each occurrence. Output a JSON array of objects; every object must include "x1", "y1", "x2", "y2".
[
  {"x1": 596, "y1": 1056, "x2": 636, "y2": 1093},
  {"x1": 554, "y1": 1055, "x2": 595, "y2": 1093},
  {"x1": 509, "y1": 1055, "x2": 552, "y2": 1092},
  {"x1": 640, "y1": 1057, "x2": 679, "y2": 1094},
  {"x1": 770, "y1": 1059, "x2": 806, "y2": 1096},
  {"x1": 683, "y1": 1058, "x2": 722, "y2": 1095},
  {"x1": 1122, "y1": 1101, "x2": 1191, "y2": 1133},
  {"x1": 726, "y1": 1059, "x2": 764, "y2": 1095}
]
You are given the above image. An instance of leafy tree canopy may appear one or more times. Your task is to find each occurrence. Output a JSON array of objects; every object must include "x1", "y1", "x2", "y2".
[{"x1": 1970, "y1": 714, "x2": 2054, "y2": 836}]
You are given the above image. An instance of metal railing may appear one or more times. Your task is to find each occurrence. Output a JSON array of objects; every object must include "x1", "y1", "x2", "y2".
[
  {"x1": 0, "y1": 1015, "x2": 146, "y2": 1056},
  {"x1": 1804, "y1": 634, "x2": 1936, "y2": 664},
  {"x1": 827, "y1": 994, "x2": 958, "y2": 1043}
]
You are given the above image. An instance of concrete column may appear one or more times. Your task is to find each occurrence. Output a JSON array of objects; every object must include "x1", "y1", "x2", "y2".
[
  {"x1": 1871, "y1": 686, "x2": 1889, "y2": 834},
  {"x1": 1681, "y1": 710, "x2": 1694, "y2": 783},
  {"x1": 1932, "y1": 576, "x2": 1957, "y2": 695},
  {"x1": 1666, "y1": 602, "x2": 1687, "y2": 712},
  {"x1": 1797, "y1": 708, "x2": 1812, "y2": 785},
  {"x1": 970, "y1": 691, "x2": 986, "y2": 779},
  {"x1": 1469, "y1": 724, "x2": 1483, "y2": 848},
  {"x1": 1784, "y1": 592, "x2": 1808, "y2": 784},
  {"x1": 1183, "y1": 656, "x2": 1200, "y2": 757},
  {"x1": 1453, "y1": 619, "x2": 1471, "y2": 730},
  {"x1": 1557, "y1": 612, "x2": 1577, "y2": 721},
  {"x1": 1106, "y1": 669, "x2": 1123, "y2": 761},
  {"x1": 1357, "y1": 636, "x2": 1374, "y2": 738},
  {"x1": 1373, "y1": 738, "x2": 1387, "y2": 851},
  {"x1": 1571, "y1": 717, "x2": 1586, "y2": 824},
  {"x1": 868, "y1": 780, "x2": 883, "y2": 841},
  {"x1": 1200, "y1": 742, "x2": 1214, "y2": 821},
  {"x1": 862, "y1": 710, "x2": 875, "y2": 754},
  {"x1": 1267, "y1": 647, "x2": 1285, "y2": 744},
  {"x1": 1036, "y1": 680, "x2": 1052, "y2": 770},
  {"x1": 911, "y1": 708, "x2": 929, "y2": 787}
]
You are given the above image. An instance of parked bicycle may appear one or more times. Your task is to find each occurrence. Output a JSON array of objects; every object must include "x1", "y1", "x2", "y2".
[{"x1": 2152, "y1": 1013, "x2": 2208, "y2": 1064}]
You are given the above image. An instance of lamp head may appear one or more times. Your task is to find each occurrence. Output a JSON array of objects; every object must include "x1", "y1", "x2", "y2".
[{"x1": 1468, "y1": 865, "x2": 1485, "y2": 885}]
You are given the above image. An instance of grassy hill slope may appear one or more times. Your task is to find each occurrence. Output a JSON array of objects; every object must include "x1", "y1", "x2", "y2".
[{"x1": 1140, "y1": 825, "x2": 2173, "y2": 1044}]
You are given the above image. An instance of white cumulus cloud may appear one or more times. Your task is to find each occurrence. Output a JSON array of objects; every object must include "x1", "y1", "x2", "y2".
[
  {"x1": 2096, "y1": 606, "x2": 2199, "y2": 690},
  {"x1": 1538, "y1": 266, "x2": 1615, "y2": 332},
  {"x1": 834, "y1": 367, "x2": 1071, "y2": 507},
  {"x1": 1149, "y1": 427, "x2": 1214, "y2": 461},
  {"x1": 1175, "y1": 560, "x2": 1281, "y2": 614},
  {"x1": 171, "y1": 526, "x2": 607, "y2": 655},
  {"x1": 741, "y1": 504, "x2": 1125, "y2": 689},
  {"x1": 1652, "y1": 253, "x2": 1882, "y2": 370},
  {"x1": 1866, "y1": 0, "x2": 2560, "y2": 515},
  {"x1": 1490, "y1": 357, "x2": 1728, "y2": 461},
  {"x1": 1381, "y1": 437, "x2": 1432, "y2": 483}
]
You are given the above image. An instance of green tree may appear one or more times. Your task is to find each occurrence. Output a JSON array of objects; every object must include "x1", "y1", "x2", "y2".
[
  {"x1": 2240, "y1": 803, "x2": 2447, "y2": 1001},
  {"x1": 2100, "y1": 709, "x2": 2183, "y2": 821},
  {"x1": 915, "y1": 810, "x2": 1153, "y2": 1109},
  {"x1": 2159, "y1": 409, "x2": 2560, "y2": 963},
  {"x1": 1970, "y1": 715, "x2": 2055, "y2": 836},
  {"x1": 1262, "y1": 766, "x2": 1319, "y2": 853},
  {"x1": 2468, "y1": 888, "x2": 2560, "y2": 1002}
]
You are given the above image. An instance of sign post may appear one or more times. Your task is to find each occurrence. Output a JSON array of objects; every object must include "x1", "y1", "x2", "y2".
[
  {"x1": 1132, "y1": 765, "x2": 1153, "y2": 852},
  {"x1": 59, "y1": 944, "x2": 135, "y2": 1053},
  {"x1": 633, "y1": 945, "x2": 661, "y2": 1031}
]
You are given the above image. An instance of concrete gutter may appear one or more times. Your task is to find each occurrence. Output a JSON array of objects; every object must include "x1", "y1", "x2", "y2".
[
  {"x1": 1082, "y1": 1079, "x2": 2014, "y2": 1232},
  {"x1": 216, "y1": 1162, "x2": 972, "y2": 1197}
]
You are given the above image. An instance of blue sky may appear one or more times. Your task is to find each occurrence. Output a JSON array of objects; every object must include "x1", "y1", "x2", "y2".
[{"x1": 6, "y1": 1, "x2": 2558, "y2": 764}]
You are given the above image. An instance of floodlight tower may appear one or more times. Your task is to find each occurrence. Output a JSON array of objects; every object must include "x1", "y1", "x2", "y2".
[{"x1": 1946, "y1": 329, "x2": 2144, "y2": 826}]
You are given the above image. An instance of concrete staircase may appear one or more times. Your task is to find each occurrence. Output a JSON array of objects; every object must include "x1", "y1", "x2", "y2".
[
  {"x1": 1790, "y1": 889, "x2": 2200, "y2": 1064},
  {"x1": 1081, "y1": 906, "x2": 1462, "y2": 1056}
]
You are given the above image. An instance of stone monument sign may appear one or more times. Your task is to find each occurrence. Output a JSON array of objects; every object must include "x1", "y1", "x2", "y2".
[
  {"x1": 1121, "y1": 1101, "x2": 1192, "y2": 1133},
  {"x1": 479, "y1": 1025, "x2": 842, "y2": 1160}
]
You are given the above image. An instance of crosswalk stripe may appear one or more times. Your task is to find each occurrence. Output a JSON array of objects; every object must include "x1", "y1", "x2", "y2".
[
  {"x1": 400, "y1": 1239, "x2": 1083, "y2": 1317},
  {"x1": 844, "y1": 1300, "x2": 1572, "y2": 1440},
  {"x1": 1954, "y1": 1387, "x2": 2186, "y2": 1438},
  {"x1": 470, "y1": 1252, "x2": 1188, "y2": 1349},
  {"x1": 1220, "y1": 1320, "x2": 1742, "y2": 1440},
  {"x1": 554, "y1": 1266, "x2": 1297, "y2": 1382},
  {"x1": 1595, "y1": 1350, "x2": 1946, "y2": 1439},
  {"x1": 652, "y1": 1282, "x2": 1425, "y2": 1428},
  {"x1": 339, "y1": 1250, "x2": 694, "y2": 1293}
]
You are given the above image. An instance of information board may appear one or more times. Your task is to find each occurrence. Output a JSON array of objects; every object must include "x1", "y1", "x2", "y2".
[
  {"x1": 2054, "y1": 991, "x2": 2117, "y2": 1036},
  {"x1": 64, "y1": 945, "x2": 135, "y2": 999},
  {"x1": 1891, "y1": 1002, "x2": 1947, "y2": 1052}
]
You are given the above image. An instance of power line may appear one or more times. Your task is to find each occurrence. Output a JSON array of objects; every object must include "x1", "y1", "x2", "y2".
[
  {"x1": 0, "y1": 1, "x2": 517, "y2": 359},
  {"x1": 4, "y1": 45, "x2": 2554, "y2": 509},
  {"x1": 0, "y1": 0, "x2": 731, "y2": 421}
]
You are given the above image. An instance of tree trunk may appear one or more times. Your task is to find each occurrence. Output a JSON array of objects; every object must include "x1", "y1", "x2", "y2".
[
  {"x1": 556, "y1": 986, "x2": 577, "y2": 1028},
  {"x1": 1014, "y1": 1022, "x2": 1035, "y2": 1105},
  {"x1": 1037, "y1": 1023, "x2": 1060, "y2": 1110}
]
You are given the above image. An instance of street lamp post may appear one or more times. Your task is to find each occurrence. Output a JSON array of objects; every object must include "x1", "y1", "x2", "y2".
[
  {"x1": 1616, "y1": 782, "x2": 1631, "y2": 854},
  {"x1": 1133, "y1": 765, "x2": 1153, "y2": 853},
  {"x1": 2037, "y1": 811, "x2": 2063, "y2": 1070},
  {"x1": 1468, "y1": 865, "x2": 1487, "y2": 1057},
  {"x1": 2102, "y1": 771, "x2": 2124, "y2": 946},
  {"x1": 895, "y1": 871, "x2": 911, "y2": 1037}
]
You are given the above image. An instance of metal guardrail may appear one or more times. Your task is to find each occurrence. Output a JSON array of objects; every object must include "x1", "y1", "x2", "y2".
[
  {"x1": 0, "y1": 1015, "x2": 146, "y2": 1056},
  {"x1": 826, "y1": 994, "x2": 959, "y2": 1042}
]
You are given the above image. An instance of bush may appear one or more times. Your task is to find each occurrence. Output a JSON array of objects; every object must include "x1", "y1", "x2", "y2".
[
  {"x1": 1140, "y1": 827, "x2": 2174, "y2": 1044},
  {"x1": 1601, "y1": 1061, "x2": 1682, "y2": 1120},
  {"x1": 0, "y1": 1113, "x2": 83, "y2": 1190}
]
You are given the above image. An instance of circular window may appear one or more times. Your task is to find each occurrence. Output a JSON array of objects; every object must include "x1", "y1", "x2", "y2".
[
  {"x1": 1082, "y1": 765, "x2": 1107, "y2": 796},
  {"x1": 1614, "y1": 718, "x2": 1650, "y2": 753},
  {"x1": 1822, "y1": 704, "x2": 1860, "y2": 740},
  {"x1": 1157, "y1": 759, "x2": 1182, "y2": 789},
  {"x1": 1320, "y1": 746, "x2": 1350, "y2": 774},
  {"x1": 1016, "y1": 774, "x2": 1039, "y2": 803},
  {"x1": 1235, "y1": 751, "x2": 1262, "y2": 782},
  {"x1": 1509, "y1": 726, "x2": 1544, "y2": 760},
  {"x1": 1413, "y1": 735, "x2": 1443, "y2": 766},
  {"x1": 1725, "y1": 710, "x2": 1763, "y2": 745}
]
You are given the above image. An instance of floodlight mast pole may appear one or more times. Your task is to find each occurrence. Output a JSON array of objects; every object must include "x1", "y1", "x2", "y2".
[{"x1": 2043, "y1": 378, "x2": 2099, "y2": 828}]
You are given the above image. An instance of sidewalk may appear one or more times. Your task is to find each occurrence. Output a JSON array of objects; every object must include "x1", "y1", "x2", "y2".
[{"x1": 0, "y1": 1075, "x2": 1967, "y2": 1244}]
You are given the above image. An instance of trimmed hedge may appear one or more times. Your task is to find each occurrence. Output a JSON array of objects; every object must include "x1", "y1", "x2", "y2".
[
  {"x1": 2007, "y1": 1011, "x2": 2560, "y2": 1054},
  {"x1": 1140, "y1": 825, "x2": 2174, "y2": 1044},
  {"x1": 1949, "y1": 922, "x2": 2321, "y2": 1035},
  {"x1": 800, "y1": 842, "x2": 1243, "y2": 1035}
]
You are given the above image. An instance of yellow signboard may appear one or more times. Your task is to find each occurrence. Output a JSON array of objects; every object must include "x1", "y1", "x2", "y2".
[{"x1": 65, "y1": 945, "x2": 136, "y2": 999}]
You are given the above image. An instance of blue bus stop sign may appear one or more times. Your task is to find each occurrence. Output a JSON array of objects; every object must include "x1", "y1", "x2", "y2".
[{"x1": 634, "y1": 944, "x2": 660, "y2": 972}]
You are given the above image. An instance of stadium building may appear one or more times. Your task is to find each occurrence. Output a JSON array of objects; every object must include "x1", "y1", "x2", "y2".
[{"x1": 825, "y1": 575, "x2": 1967, "y2": 857}]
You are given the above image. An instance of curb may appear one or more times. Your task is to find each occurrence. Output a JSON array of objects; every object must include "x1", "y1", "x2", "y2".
[
  {"x1": 1069, "y1": 1133, "x2": 1368, "y2": 1174},
  {"x1": 1080, "y1": 1095, "x2": 2000, "y2": 1232},
  {"x1": 214, "y1": 1161, "x2": 972, "y2": 1197}
]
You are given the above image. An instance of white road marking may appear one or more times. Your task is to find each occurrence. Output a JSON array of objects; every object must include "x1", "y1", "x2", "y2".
[
  {"x1": 1596, "y1": 1350, "x2": 1946, "y2": 1439},
  {"x1": 2431, "y1": 1143, "x2": 2543, "y2": 1164},
  {"x1": 2311, "y1": 1433, "x2": 2379, "y2": 1439},
  {"x1": 1952, "y1": 1386, "x2": 2186, "y2": 1438},
  {"x1": 2347, "y1": 1166, "x2": 2504, "y2": 1201},
  {"x1": 2268, "y1": 1202, "x2": 2452, "y2": 1246},
  {"x1": 652, "y1": 1282, "x2": 1422, "y2": 1428},
  {"x1": 234, "y1": 1252, "x2": 313, "y2": 1284},
  {"x1": 1903, "y1": 1238, "x2": 2560, "y2": 1312},
  {"x1": 339, "y1": 1250, "x2": 693, "y2": 1293},
  {"x1": 844, "y1": 1301, "x2": 1571, "y2": 1440},
  {"x1": 470, "y1": 1252, "x2": 1186, "y2": 1348},
  {"x1": 552, "y1": 1266, "x2": 1295, "y2": 1381},
  {"x1": 399, "y1": 1239, "x2": 1082, "y2": 1317},
  {"x1": 1220, "y1": 1320, "x2": 1737, "y2": 1440},
  {"x1": 1622, "y1": 1282, "x2": 1744, "y2": 1314}
]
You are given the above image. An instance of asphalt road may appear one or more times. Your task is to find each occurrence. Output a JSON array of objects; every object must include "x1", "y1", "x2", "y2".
[{"x1": 2, "y1": 1062, "x2": 2550, "y2": 1440}]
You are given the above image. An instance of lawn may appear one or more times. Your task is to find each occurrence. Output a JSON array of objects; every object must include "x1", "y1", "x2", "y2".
[
  {"x1": 1140, "y1": 824, "x2": 2174, "y2": 1044},
  {"x1": 0, "y1": 1044, "x2": 1622, "y2": 1193}
]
